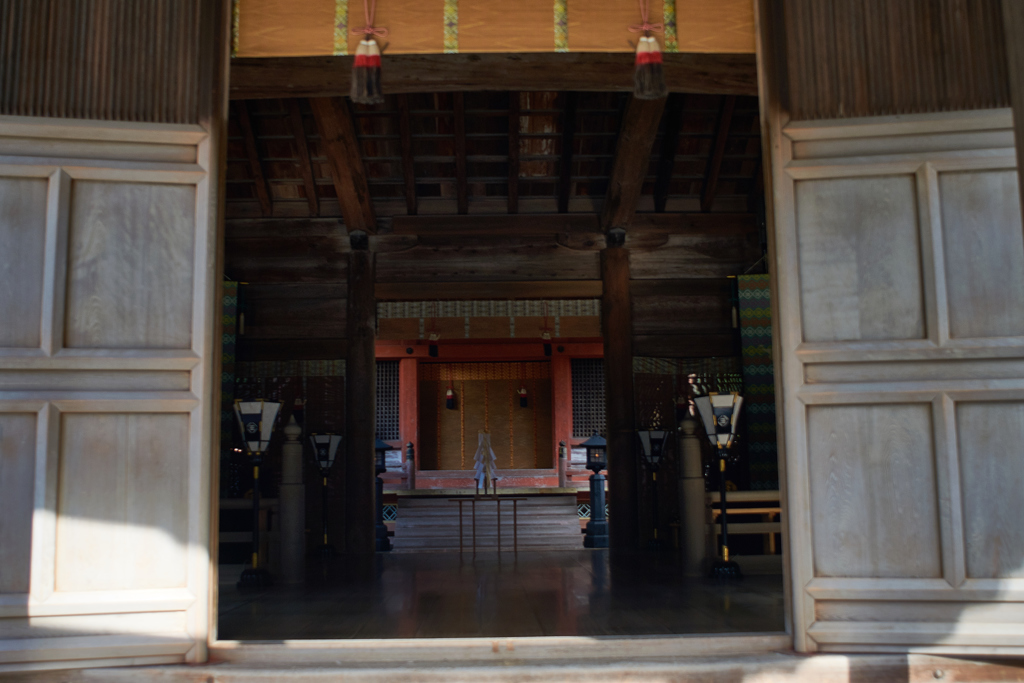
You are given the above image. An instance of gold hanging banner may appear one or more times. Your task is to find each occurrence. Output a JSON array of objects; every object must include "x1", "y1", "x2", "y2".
[{"x1": 234, "y1": 0, "x2": 753, "y2": 58}]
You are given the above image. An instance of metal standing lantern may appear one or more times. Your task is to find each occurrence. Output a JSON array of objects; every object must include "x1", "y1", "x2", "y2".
[
  {"x1": 234, "y1": 399, "x2": 282, "y2": 589},
  {"x1": 694, "y1": 392, "x2": 744, "y2": 579},
  {"x1": 637, "y1": 428, "x2": 669, "y2": 548},
  {"x1": 375, "y1": 438, "x2": 393, "y2": 551},
  {"x1": 581, "y1": 433, "x2": 609, "y2": 548},
  {"x1": 309, "y1": 433, "x2": 342, "y2": 558}
]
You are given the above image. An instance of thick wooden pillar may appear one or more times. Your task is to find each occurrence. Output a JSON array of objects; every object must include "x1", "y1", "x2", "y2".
[
  {"x1": 550, "y1": 354, "x2": 573, "y2": 467},
  {"x1": 345, "y1": 237, "x2": 376, "y2": 554},
  {"x1": 602, "y1": 244, "x2": 637, "y2": 548}
]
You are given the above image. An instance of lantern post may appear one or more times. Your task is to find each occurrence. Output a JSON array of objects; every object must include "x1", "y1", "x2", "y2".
[
  {"x1": 309, "y1": 433, "x2": 342, "y2": 558},
  {"x1": 693, "y1": 392, "x2": 744, "y2": 579},
  {"x1": 233, "y1": 399, "x2": 282, "y2": 588},
  {"x1": 637, "y1": 428, "x2": 669, "y2": 549},
  {"x1": 581, "y1": 433, "x2": 609, "y2": 548}
]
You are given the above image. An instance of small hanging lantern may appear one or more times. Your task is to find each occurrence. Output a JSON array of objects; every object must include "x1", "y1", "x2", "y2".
[
  {"x1": 351, "y1": 38, "x2": 384, "y2": 104},
  {"x1": 630, "y1": 0, "x2": 667, "y2": 100},
  {"x1": 445, "y1": 364, "x2": 456, "y2": 410},
  {"x1": 350, "y1": 0, "x2": 387, "y2": 105},
  {"x1": 634, "y1": 36, "x2": 666, "y2": 100},
  {"x1": 518, "y1": 385, "x2": 528, "y2": 408}
]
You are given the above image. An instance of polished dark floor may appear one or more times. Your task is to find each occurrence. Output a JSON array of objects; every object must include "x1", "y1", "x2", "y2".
[{"x1": 218, "y1": 550, "x2": 785, "y2": 640}]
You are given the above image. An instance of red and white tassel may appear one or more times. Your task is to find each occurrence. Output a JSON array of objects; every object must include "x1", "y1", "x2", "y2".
[
  {"x1": 634, "y1": 35, "x2": 666, "y2": 100},
  {"x1": 518, "y1": 386, "x2": 528, "y2": 408},
  {"x1": 446, "y1": 387, "x2": 456, "y2": 410},
  {"x1": 351, "y1": 38, "x2": 383, "y2": 105}
]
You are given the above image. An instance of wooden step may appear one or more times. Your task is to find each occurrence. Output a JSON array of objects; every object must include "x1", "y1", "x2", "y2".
[{"x1": 393, "y1": 494, "x2": 583, "y2": 551}]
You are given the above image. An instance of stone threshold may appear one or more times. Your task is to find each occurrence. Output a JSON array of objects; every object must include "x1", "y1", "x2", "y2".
[{"x1": 16, "y1": 652, "x2": 1024, "y2": 682}]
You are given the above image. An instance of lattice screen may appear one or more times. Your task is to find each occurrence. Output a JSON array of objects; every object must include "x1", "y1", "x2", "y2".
[
  {"x1": 376, "y1": 360, "x2": 400, "y2": 441},
  {"x1": 571, "y1": 358, "x2": 606, "y2": 438}
]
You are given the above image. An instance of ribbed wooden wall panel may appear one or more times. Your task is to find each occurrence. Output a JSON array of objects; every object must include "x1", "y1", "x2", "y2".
[
  {"x1": 0, "y1": 0, "x2": 203, "y2": 123},
  {"x1": 782, "y1": 0, "x2": 1010, "y2": 120}
]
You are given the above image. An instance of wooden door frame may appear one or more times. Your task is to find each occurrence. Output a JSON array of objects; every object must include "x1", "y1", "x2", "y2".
[{"x1": 206, "y1": 13, "x2": 795, "y2": 660}]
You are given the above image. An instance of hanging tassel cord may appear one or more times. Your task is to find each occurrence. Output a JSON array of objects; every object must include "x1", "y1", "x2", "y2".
[
  {"x1": 628, "y1": 0, "x2": 663, "y2": 36},
  {"x1": 352, "y1": 0, "x2": 389, "y2": 37}
]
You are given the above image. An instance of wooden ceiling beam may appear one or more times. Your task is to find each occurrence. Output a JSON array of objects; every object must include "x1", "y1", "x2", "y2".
[
  {"x1": 376, "y1": 280, "x2": 602, "y2": 301},
  {"x1": 701, "y1": 95, "x2": 736, "y2": 213},
  {"x1": 389, "y1": 212, "x2": 755, "y2": 236},
  {"x1": 558, "y1": 92, "x2": 578, "y2": 214},
  {"x1": 392, "y1": 213, "x2": 600, "y2": 236},
  {"x1": 653, "y1": 93, "x2": 684, "y2": 213},
  {"x1": 453, "y1": 92, "x2": 468, "y2": 215},
  {"x1": 508, "y1": 91, "x2": 520, "y2": 214},
  {"x1": 397, "y1": 94, "x2": 417, "y2": 216},
  {"x1": 286, "y1": 99, "x2": 320, "y2": 217},
  {"x1": 309, "y1": 96, "x2": 377, "y2": 233},
  {"x1": 234, "y1": 101, "x2": 273, "y2": 217},
  {"x1": 230, "y1": 53, "x2": 758, "y2": 100},
  {"x1": 599, "y1": 95, "x2": 668, "y2": 232}
]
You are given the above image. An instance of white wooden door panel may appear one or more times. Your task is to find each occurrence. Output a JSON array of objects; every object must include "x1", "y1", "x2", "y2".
[
  {"x1": 772, "y1": 109, "x2": 1024, "y2": 653},
  {"x1": 0, "y1": 117, "x2": 216, "y2": 672},
  {"x1": 0, "y1": 177, "x2": 48, "y2": 348}
]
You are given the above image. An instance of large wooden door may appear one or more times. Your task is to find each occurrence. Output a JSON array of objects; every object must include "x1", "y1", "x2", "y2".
[
  {"x1": 758, "y1": 0, "x2": 1024, "y2": 654},
  {"x1": 769, "y1": 107, "x2": 1024, "y2": 654},
  {"x1": 0, "y1": 1, "x2": 228, "y2": 671}
]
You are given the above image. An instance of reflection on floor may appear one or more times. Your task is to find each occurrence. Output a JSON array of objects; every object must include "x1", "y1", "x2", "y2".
[{"x1": 218, "y1": 550, "x2": 784, "y2": 640}]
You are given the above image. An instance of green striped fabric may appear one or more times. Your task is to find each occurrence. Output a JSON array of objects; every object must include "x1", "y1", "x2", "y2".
[{"x1": 738, "y1": 275, "x2": 777, "y2": 490}]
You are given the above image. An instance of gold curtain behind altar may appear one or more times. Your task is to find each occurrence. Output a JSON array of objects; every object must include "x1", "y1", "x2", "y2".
[{"x1": 233, "y1": 0, "x2": 754, "y2": 58}]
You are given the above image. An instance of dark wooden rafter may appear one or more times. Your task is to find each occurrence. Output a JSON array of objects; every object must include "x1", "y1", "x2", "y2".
[
  {"x1": 235, "y1": 100, "x2": 273, "y2": 217},
  {"x1": 453, "y1": 92, "x2": 468, "y2": 215},
  {"x1": 508, "y1": 91, "x2": 520, "y2": 214},
  {"x1": 558, "y1": 92, "x2": 578, "y2": 214},
  {"x1": 230, "y1": 53, "x2": 758, "y2": 100},
  {"x1": 396, "y1": 94, "x2": 417, "y2": 215},
  {"x1": 701, "y1": 95, "x2": 736, "y2": 213},
  {"x1": 653, "y1": 93, "x2": 684, "y2": 213},
  {"x1": 309, "y1": 96, "x2": 377, "y2": 233},
  {"x1": 286, "y1": 98, "x2": 320, "y2": 217},
  {"x1": 599, "y1": 95, "x2": 668, "y2": 232}
]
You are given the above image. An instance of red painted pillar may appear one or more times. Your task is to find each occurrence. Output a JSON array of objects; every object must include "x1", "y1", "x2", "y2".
[
  {"x1": 551, "y1": 354, "x2": 573, "y2": 469},
  {"x1": 399, "y1": 357, "x2": 419, "y2": 486}
]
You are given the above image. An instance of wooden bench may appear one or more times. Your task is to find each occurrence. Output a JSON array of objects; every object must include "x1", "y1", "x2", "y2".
[{"x1": 705, "y1": 490, "x2": 782, "y2": 572}]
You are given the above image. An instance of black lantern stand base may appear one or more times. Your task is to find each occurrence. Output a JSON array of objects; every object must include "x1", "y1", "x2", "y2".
[
  {"x1": 237, "y1": 566, "x2": 274, "y2": 589},
  {"x1": 583, "y1": 522, "x2": 609, "y2": 548},
  {"x1": 583, "y1": 472, "x2": 609, "y2": 548},
  {"x1": 710, "y1": 559, "x2": 743, "y2": 580},
  {"x1": 375, "y1": 474, "x2": 393, "y2": 552}
]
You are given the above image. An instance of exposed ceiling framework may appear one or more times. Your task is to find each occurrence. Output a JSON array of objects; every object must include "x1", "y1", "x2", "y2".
[{"x1": 225, "y1": 91, "x2": 763, "y2": 224}]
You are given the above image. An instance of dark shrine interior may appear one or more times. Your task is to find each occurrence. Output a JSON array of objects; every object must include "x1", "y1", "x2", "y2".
[{"x1": 217, "y1": 87, "x2": 782, "y2": 640}]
